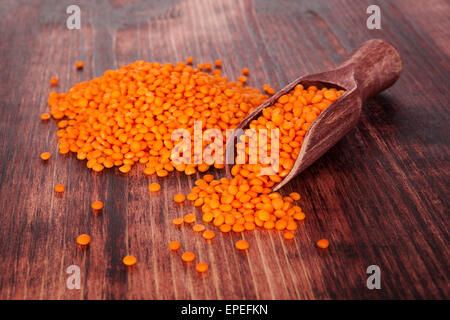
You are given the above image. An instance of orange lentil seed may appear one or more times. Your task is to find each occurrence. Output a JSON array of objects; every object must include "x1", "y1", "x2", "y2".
[
  {"x1": 148, "y1": 182, "x2": 161, "y2": 192},
  {"x1": 184, "y1": 213, "x2": 196, "y2": 224},
  {"x1": 91, "y1": 201, "x2": 104, "y2": 210},
  {"x1": 174, "y1": 194, "x2": 185, "y2": 203},
  {"x1": 196, "y1": 262, "x2": 208, "y2": 273},
  {"x1": 289, "y1": 192, "x2": 301, "y2": 200},
  {"x1": 293, "y1": 212, "x2": 306, "y2": 221},
  {"x1": 283, "y1": 231, "x2": 294, "y2": 240},
  {"x1": 123, "y1": 255, "x2": 137, "y2": 266},
  {"x1": 317, "y1": 239, "x2": 329, "y2": 249},
  {"x1": 235, "y1": 239, "x2": 249, "y2": 250},
  {"x1": 192, "y1": 224, "x2": 206, "y2": 232},
  {"x1": 169, "y1": 241, "x2": 181, "y2": 251},
  {"x1": 173, "y1": 217, "x2": 184, "y2": 226},
  {"x1": 76, "y1": 234, "x2": 91, "y2": 246},
  {"x1": 219, "y1": 224, "x2": 232, "y2": 233},
  {"x1": 54, "y1": 184, "x2": 65, "y2": 193},
  {"x1": 40, "y1": 152, "x2": 51, "y2": 160},
  {"x1": 181, "y1": 251, "x2": 195, "y2": 262},
  {"x1": 262, "y1": 84, "x2": 275, "y2": 95},
  {"x1": 202, "y1": 230, "x2": 215, "y2": 240}
]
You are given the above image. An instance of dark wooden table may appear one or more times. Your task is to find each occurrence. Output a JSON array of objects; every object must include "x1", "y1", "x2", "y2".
[{"x1": 0, "y1": 0, "x2": 448, "y2": 300}]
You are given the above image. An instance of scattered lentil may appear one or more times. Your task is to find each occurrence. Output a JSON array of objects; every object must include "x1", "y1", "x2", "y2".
[
  {"x1": 219, "y1": 224, "x2": 232, "y2": 233},
  {"x1": 174, "y1": 194, "x2": 186, "y2": 203},
  {"x1": 183, "y1": 213, "x2": 196, "y2": 224},
  {"x1": 289, "y1": 192, "x2": 301, "y2": 201},
  {"x1": 202, "y1": 230, "x2": 215, "y2": 240},
  {"x1": 283, "y1": 231, "x2": 294, "y2": 240},
  {"x1": 54, "y1": 184, "x2": 65, "y2": 193},
  {"x1": 317, "y1": 239, "x2": 329, "y2": 249},
  {"x1": 123, "y1": 255, "x2": 137, "y2": 266},
  {"x1": 91, "y1": 201, "x2": 104, "y2": 210},
  {"x1": 192, "y1": 224, "x2": 206, "y2": 232},
  {"x1": 235, "y1": 239, "x2": 249, "y2": 250},
  {"x1": 40, "y1": 113, "x2": 51, "y2": 120},
  {"x1": 262, "y1": 84, "x2": 275, "y2": 95},
  {"x1": 173, "y1": 217, "x2": 184, "y2": 226},
  {"x1": 196, "y1": 262, "x2": 208, "y2": 273},
  {"x1": 40, "y1": 152, "x2": 51, "y2": 160},
  {"x1": 76, "y1": 234, "x2": 91, "y2": 246},
  {"x1": 181, "y1": 251, "x2": 195, "y2": 262},
  {"x1": 169, "y1": 241, "x2": 181, "y2": 251},
  {"x1": 149, "y1": 182, "x2": 161, "y2": 192}
]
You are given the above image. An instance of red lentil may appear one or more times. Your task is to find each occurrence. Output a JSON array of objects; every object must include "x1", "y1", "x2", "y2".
[
  {"x1": 123, "y1": 255, "x2": 137, "y2": 266},
  {"x1": 181, "y1": 252, "x2": 195, "y2": 262},
  {"x1": 149, "y1": 182, "x2": 161, "y2": 192},
  {"x1": 317, "y1": 239, "x2": 329, "y2": 249},
  {"x1": 235, "y1": 240, "x2": 249, "y2": 250},
  {"x1": 196, "y1": 262, "x2": 208, "y2": 273},
  {"x1": 40, "y1": 152, "x2": 51, "y2": 160},
  {"x1": 91, "y1": 201, "x2": 103, "y2": 211},
  {"x1": 54, "y1": 184, "x2": 65, "y2": 193},
  {"x1": 169, "y1": 241, "x2": 181, "y2": 251},
  {"x1": 76, "y1": 234, "x2": 91, "y2": 246}
]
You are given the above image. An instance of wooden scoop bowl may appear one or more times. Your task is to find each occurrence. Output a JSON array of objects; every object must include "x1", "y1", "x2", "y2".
[{"x1": 225, "y1": 39, "x2": 402, "y2": 191}]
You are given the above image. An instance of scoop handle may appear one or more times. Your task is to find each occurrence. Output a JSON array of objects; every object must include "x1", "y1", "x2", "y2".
[{"x1": 338, "y1": 39, "x2": 402, "y2": 100}]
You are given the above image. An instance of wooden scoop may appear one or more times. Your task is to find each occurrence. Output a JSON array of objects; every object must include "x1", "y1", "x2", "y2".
[{"x1": 225, "y1": 39, "x2": 402, "y2": 191}]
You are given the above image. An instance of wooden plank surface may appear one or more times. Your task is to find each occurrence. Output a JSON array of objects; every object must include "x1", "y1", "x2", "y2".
[{"x1": 0, "y1": 0, "x2": 448, "y2": 299}]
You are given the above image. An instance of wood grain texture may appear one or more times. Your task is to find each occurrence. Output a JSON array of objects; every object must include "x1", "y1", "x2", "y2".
[{"x1": 0, "y1": 0, "x2": 448, "y2": 299}]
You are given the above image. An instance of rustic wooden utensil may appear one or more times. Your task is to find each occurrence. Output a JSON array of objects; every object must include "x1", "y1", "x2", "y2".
[{"x1": 225, "y1": 39, "x2": 402, "y2": 190}]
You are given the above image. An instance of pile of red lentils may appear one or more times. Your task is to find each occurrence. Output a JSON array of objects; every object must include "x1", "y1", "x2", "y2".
[{"x1": 41, "y1": 58, "x2": 338, "y2": 272}]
